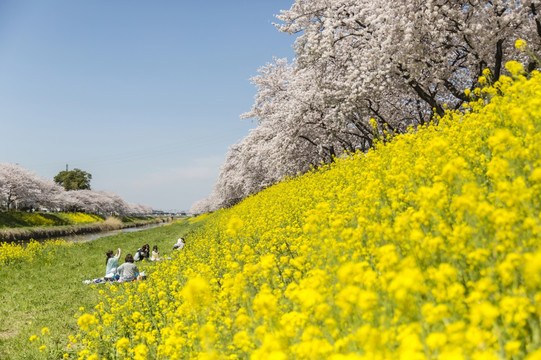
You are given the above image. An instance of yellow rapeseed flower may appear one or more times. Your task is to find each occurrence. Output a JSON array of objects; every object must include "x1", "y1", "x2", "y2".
[
  {"x1": 515, "y1": 39, "x2": 527, "y2": 51},
  {"x1": 67, "y1": 65, "x2": 541, "y2": 360},
  {"x1": 77, "y1": 313, "x2": 98, "y2": 332}
]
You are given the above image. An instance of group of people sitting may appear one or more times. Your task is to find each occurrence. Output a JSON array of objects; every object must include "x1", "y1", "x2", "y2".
[
  {"x1": 133, "y1": 243, "x2": 163, "y2": 262},
  {"x1": 100, "y1": 238, "x2": 186, "y2": 283},
  {"x1": 104, "y1": 248, "x2": 143, "y2": 282}
]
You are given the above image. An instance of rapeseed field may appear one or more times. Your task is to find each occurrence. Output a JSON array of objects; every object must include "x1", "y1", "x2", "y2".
[
  {"x1": 35, "y1": 64, "x2": 541, "y2": 358},
  {"x1": 0, "y1": 239, "x2": 71, "y2": 266}
]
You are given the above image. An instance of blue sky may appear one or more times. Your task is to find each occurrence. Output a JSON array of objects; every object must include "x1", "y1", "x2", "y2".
[{"x1": 0, "y1": 1, "x2": 296, "y2": 211}]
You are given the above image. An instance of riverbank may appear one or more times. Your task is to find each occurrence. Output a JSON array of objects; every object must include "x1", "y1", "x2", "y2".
[
  {"x1": 0, "y1": 216, "x2": 173, "y2": 242},
  {"x1": 0, "y1": 219, "x2": 198, "y2": 360},
  {"x1": 0, "y1": 211, "x2": 104, "y2": 228}
]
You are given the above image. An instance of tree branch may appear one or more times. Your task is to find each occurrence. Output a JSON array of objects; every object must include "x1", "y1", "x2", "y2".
[
  {"x1": 531, "y1": 3, "x2": 541, "y2": 38},
  {"x1": 494, "y1": 39, "x2": 504, "y2": 80},
  {"x1": 443, "y1": 79, "x2": 469, "y2": 103},
  {"x1": 396, "y1": 63, "x2": 445, "y2": 117}
]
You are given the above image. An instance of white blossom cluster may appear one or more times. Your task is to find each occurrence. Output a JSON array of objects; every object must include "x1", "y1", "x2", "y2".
[
  {"x1": 191, "y1": 0, "x2": 541, "y2": 214},
  {"x1": 0, "y1": 162, "x2": 152, "y2": 216}
]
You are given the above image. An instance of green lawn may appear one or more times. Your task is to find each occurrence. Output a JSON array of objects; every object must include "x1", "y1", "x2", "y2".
[{"x1": 0, "y1": 219, "x2": 199, "y2": 360}]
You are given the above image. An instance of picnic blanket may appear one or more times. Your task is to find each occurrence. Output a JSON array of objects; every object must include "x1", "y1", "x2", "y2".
[{"x1": 82, "y1": 271, "x2": 146, "y2": 284}]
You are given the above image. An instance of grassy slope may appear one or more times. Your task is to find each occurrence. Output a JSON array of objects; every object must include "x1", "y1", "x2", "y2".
[
  {"x1": 63, "y1": 69, "x2": 541, "y2": 359},
  {"x1": 3, "y1": 68, "x2": 540, "y2": 359},
  {"x1": 0, "y1": 212, "x2": 103, "y2": 229},
  {"x1": 0, "y1": 219, "x2": 198, "y2": 360}
]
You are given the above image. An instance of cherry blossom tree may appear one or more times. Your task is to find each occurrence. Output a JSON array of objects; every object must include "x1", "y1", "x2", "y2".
[
  {"x1": 193, "y1": 0, "x2": 541, "y2": 213},
  {"x1": 0, "y1": 163, "x2": 152, "y2": 215},
  {"x1": 242, "y1": 58, "x2": 373, "y2": 160},
  {"x1": 64, "y1": 190, "x2": 131, "y2": 216},
  {"x1": 94, "y1": 191, "x2": 129, "y2": 216},
  {"x1": 276, "y1": 0, "x2": 541, "y2": 125},
  {"x1": 0, "y1": 163, "x2": 43, "y2": 210},
  {"x1": 126, "y1": 202, "x2": 153, "y2": 215},
  {"x1": 35, "y1": 178, "x2": 65, "y2": 211}
]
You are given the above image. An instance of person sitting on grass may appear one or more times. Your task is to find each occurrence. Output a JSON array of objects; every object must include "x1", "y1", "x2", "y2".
[
  {"x1": 173, "y1": 237, "x2": 185, "y2": 250},
  {"x1": 151, "y1": 245, "x2": 162, "y2": 261},
  {"x1": 105, "y1": 248, "x2": 121, "y2": 280},
  {"x1": 142, "y1": 244, "x2": 150, "y2": 260},
  {"x1": 134, "y1": 244, "x2": 150, "y2": 262},
  {"x1": 116, "y1": 254, "x2": 141, "y2": 282}
]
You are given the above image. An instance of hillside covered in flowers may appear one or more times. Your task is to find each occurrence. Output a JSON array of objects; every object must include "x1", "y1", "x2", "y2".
[{"x1": 70, "y1": 66, "x2": 541, "y2": 359}]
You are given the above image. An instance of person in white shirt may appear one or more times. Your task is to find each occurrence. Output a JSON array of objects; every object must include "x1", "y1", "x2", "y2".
[
  {"x1": 173, "y1": 237, "x2": 185, "y2": 250},
  {"x1": 151, "y1": 245, "x2": 162, "y2": 261}
]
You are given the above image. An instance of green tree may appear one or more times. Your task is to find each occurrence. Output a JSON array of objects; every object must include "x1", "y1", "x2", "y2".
[{"x1": 54, "y1": 168, "x2": 92, "y2": 191}]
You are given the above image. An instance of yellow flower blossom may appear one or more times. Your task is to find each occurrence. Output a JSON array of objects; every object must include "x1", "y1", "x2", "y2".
[
  {"x1": 63, "y1": 65, "x2": 541, "y2": 360},
  {"x1": 77, "y1": 313, "x2": 98, "y2": 332},
  {"x1": 515, "y1": 39, "x2": 527, "y2": 51},
  {"x1": 115, "y1": 337, "x2": 129, "y2": 352},
  {"x1": 505, "y1": 61, "x2": 524, "y2": 76}
]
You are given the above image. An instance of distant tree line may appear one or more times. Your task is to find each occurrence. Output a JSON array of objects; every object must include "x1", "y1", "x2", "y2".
[
  {"x1": 191, "y1": 0, "x2": 541, "y2": 214},
  {"x1": 0, "y1": 162, "x2": 152, "y2": 216}
]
